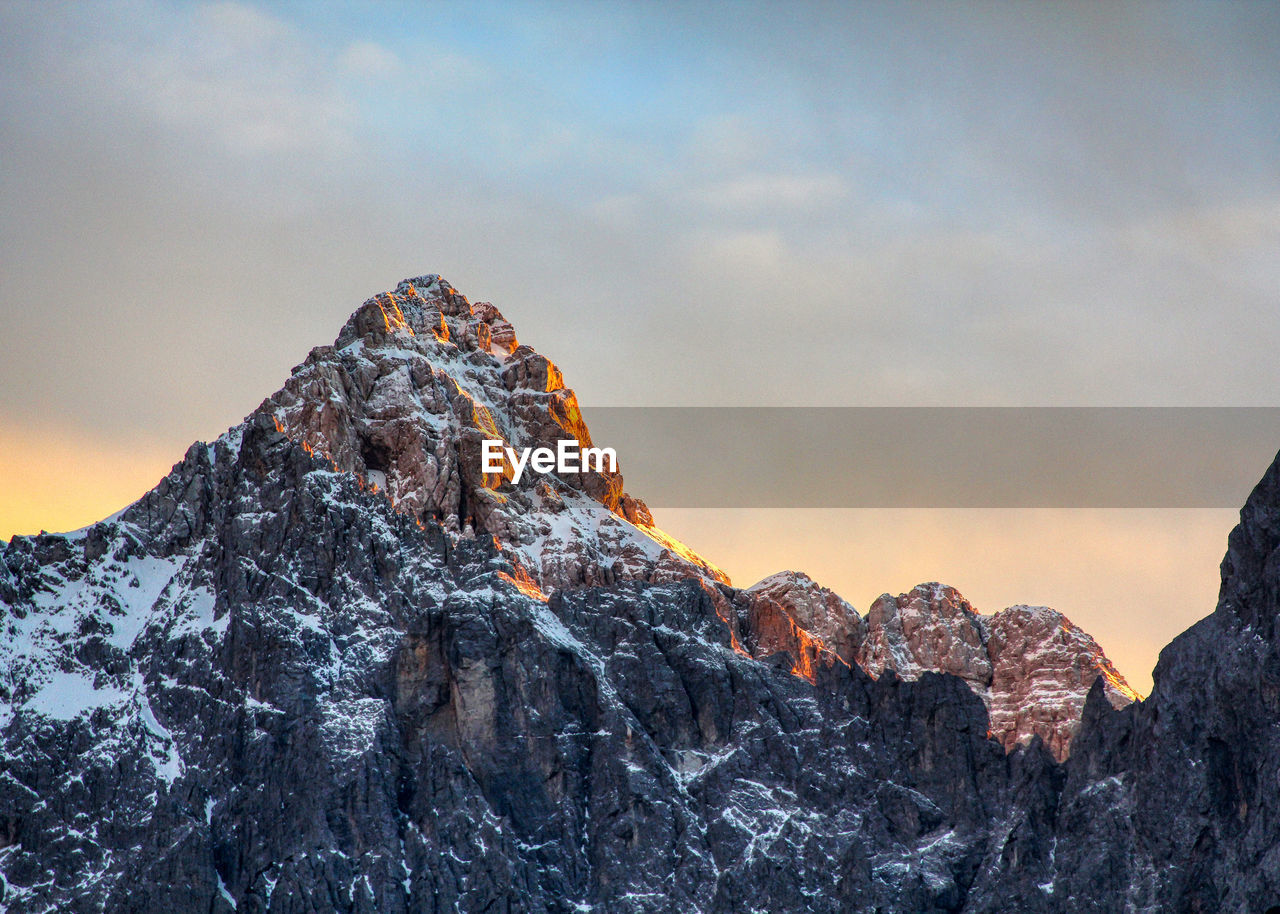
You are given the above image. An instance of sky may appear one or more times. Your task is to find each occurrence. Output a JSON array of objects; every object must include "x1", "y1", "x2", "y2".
[{"x1": 3, "y1": 0, "x2": 1279, "y2": 694}]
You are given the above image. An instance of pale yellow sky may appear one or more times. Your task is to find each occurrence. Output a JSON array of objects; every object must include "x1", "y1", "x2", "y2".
[
  {"x1": 0, "y1": 421, "x2": 181, "y2": 540},
  {"x1": 654, "y1": 507, "x2": 1236, "y2": 698},
  {"x1": 1, "y1": 420, "x2": 1235, "y2": 697}
]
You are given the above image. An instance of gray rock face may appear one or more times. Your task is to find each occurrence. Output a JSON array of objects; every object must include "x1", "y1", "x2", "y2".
[
  {"x1": 858, "y1": 584, "x2": 1138, "y2": 761},
  {"x1": 741, "y1": 577, "x2": 1137, "y2": 760},
  {"x1": 1, "y1": 276, "x2": 1276, "y2": 912},
  {"x1": 1002, "y1": 452, "x2": 1280, "y2": 912},
  {"x1": 258, "y1": 275, "x2": 725, "y2": 595},
  {"x1": 0, "y1": 415, "x2": 1012, "y2": 913}
]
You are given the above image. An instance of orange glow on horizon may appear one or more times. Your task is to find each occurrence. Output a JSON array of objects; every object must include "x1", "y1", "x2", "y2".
[
  {"x1": 0, "y1": 419, "x2": 181, "y2": 540},
  {"x1": 0, "y1": 416, "x2": 1228, "y2": 701}
]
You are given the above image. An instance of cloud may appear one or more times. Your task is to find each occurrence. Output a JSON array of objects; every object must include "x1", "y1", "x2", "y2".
[
  {"x1": 687, "y1": 114, "x2": 778, "y2": 170},
  {"x1": 3, "y1": 0, "x2": 1280, "y2": 426},
  {"x1": 197, "y1": 1, "x2": 294, "y2": 47},
  {"x1": 693, "y1": 172, "x2": 849, "y2": 212},
  {"x1": 19, "y1": 1, "x2": 359, "y2": 158},
  {"x1": 339, "y1": 40, "x2": 402, "y2": 80},
  {"x1": 695, "y1": 229, "x2": 791, "y2": 274}
]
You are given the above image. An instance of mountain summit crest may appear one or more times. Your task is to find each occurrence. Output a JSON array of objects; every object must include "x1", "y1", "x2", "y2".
[
  {"x1": 259, "y1": 275, "x2": 727, "y2": 594},
  {"x1": 250, "y1": 275, "x2": 1138, "y2": 756}
]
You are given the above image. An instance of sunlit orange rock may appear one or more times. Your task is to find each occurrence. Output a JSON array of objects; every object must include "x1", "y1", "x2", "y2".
[{"x1": 260, "y1": 275, "x2": 726, "y2": 594}]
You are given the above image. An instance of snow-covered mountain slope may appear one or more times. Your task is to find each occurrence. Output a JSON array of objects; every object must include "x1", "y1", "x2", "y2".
[{"x1": 1, "y1": 274, "x2": 1240, "y2": 913}]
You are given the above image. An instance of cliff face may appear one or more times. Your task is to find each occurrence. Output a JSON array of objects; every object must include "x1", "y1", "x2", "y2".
[
  {"x1": 741, "y1": 576, "x2": 1136, "y2": 761},
  {"x1": 1010, "y1": 452, "x2": 1280, "y2": 912},
  {"x1": 0, "y1": 275, "x2": 1269, "y2": 913},
  {"x1": 258, "y1": 275, "x2": 727, "y2": 595},
  {"x1": 858, "y1": 584, "x2": 1138, "y2": 761}
]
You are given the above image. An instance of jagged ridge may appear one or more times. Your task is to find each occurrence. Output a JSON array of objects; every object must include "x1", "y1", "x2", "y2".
[
  {"x1": 256, "y1": 275, "x2": 1137, "y2": 758},
  {"x1": 0, "y1": 275, "x2": 1209, "y2": 914}
]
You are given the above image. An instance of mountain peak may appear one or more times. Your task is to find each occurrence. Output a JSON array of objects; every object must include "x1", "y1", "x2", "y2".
[
  {"x1": 856, "y1": 582, "x2": 1139, "y2": 759},
  {"x1": 258, "y1": 275, "x2": 726, "y2": 594},
  {"x1": 334, "y1": 275, "x2": 504, "y2": 351},
  {"x1": 3, "y1": 271, "x2": 1220, "y2": 911},
  {"x1": 257, "y1": 276, "x2": 1138, "y2": 758}
]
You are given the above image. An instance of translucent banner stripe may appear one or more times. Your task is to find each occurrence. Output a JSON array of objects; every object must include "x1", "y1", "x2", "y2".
[{"x1": 577, "y1": 407, "x2": 1280, "y2": 508}]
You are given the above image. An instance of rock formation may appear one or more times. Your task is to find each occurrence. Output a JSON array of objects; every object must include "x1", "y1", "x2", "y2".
[
  {"x1": 737, "y1": 575, "x2": 1136, "y2": 760},
  {"x1": 859, "y1": 584, "x2": 1137, "y2": 760},
  {"x1": 0, "y1": 275, "x2": 1269, "y2": 913},
  {"x1": 261, "y1": 275, "x2": 726, "y2": 594}
]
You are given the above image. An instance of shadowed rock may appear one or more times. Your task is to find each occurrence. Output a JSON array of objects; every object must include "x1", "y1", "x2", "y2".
[{"x1": 3, "y1": 275, "x2": 1268, "y2": 913}]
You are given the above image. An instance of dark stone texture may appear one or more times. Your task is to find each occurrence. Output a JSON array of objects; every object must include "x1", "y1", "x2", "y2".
[{"x1": 5, "y1": 279, "x2": 1280, "y2": 912}]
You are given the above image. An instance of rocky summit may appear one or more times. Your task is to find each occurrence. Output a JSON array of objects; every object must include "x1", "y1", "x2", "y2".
[{"x1": 0, "y1": 276, "x2": 1276, "y2": 912}]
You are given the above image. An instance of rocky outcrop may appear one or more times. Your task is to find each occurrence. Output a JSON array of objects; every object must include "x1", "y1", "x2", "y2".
[
  {"x1": 858, "y1": 584, "x2": 993, "y2": 691},
  {"x1": 259, "y1": 275, "x2": 724, "y2": 593},
  {"x1": 859, "y1": 584, "x2": 1139, "y2": 760},
  {"x1": 742, "y1": 571, "x2": 864, "y2": 666},
  {"x1": 984, "y1": 603, "x2": 1138, "y2": 762},
  {"x1": 741, "y1": 577, "x2": 1137, "y2": 760},
  {"x1": 737, "y1": 571, "x2": 857, "y2": 682}
]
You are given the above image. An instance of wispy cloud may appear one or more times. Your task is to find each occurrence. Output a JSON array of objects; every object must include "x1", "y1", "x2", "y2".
[
  {"x1": 693, "y1": 172, "x2": 850, "y2": 213},
  {"x1": 338, "y1": 40, "x2": 403, "y2": 80},
  {"x1": 2, "y1": 0, "x2": 1279, "y2": 426}
]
